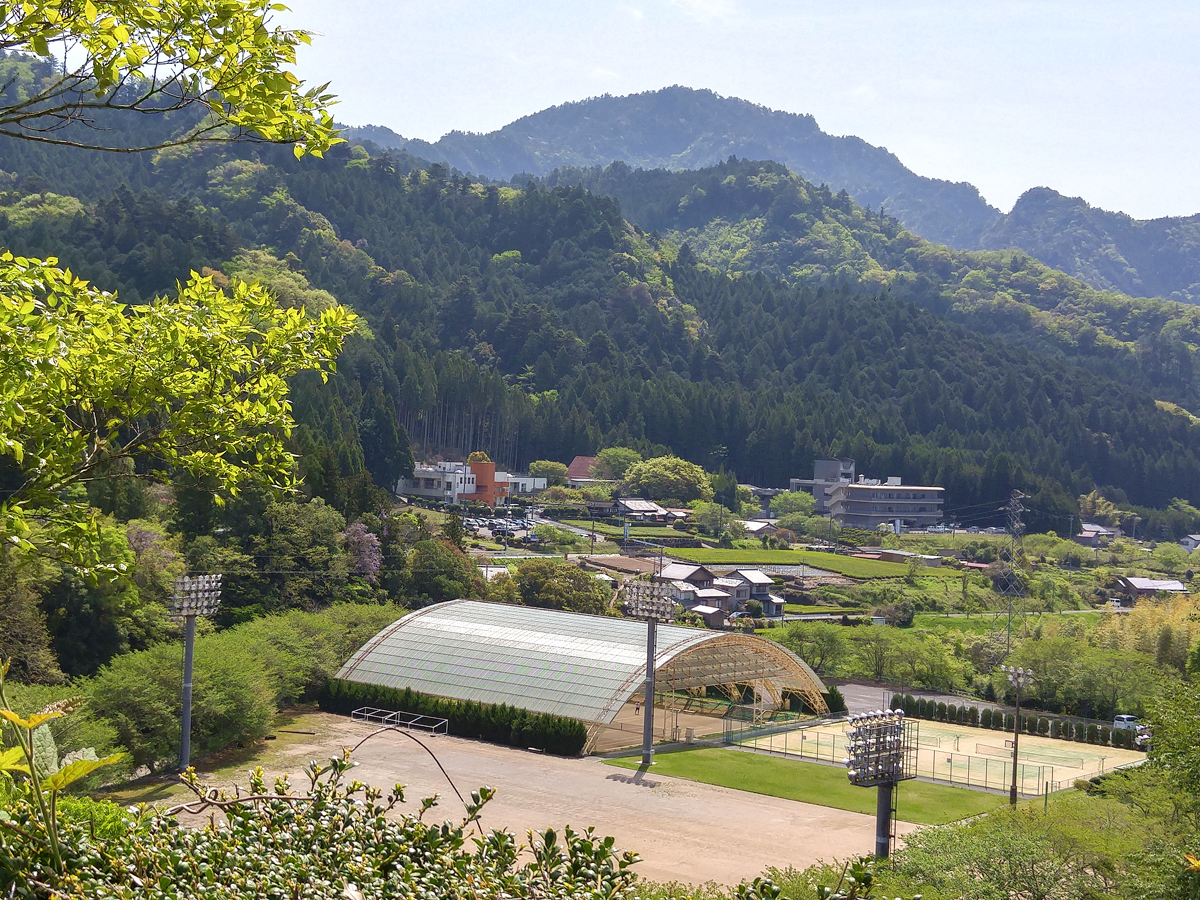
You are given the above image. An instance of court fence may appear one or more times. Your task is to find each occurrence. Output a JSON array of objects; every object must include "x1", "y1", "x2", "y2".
[{"x1": 725, "y1": 717, "x2": 1140, "y2": 796}]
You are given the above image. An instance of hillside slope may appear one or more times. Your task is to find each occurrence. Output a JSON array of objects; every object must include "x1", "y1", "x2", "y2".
[
  {"x1": 344, "y1": 86, "x2": 1000, "y2": 248},
  {"x1": 4, "y1": 140, "x2": 1200, "y2": 529},
  {"x1": 346, "y1": 87, "x2": 1200, "y2": 304},
  {"x1": 980, "y1": 187, "x2": 1200, "y2": 304},
  {"x1": 542, "y1": 159, "x2": 1200, "y2": 412}
]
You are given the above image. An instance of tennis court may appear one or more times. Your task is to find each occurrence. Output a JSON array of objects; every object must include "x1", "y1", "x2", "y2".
[{"x1": 736, "y1": 719, "x2": 1145, "y2": 796}]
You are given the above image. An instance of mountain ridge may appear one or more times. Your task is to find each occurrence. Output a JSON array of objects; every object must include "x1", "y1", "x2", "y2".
[
  {"x1": 341, "y1": 86, "x2": 1001, "y2": 248},
  {"x1": 343, "y1": 86, "x2": 1200, "y2": 304}
]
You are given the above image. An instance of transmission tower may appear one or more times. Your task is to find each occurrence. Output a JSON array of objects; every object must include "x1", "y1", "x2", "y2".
[{"x1": 994, "y1": 490, "x2": 1028, "y2": 656}]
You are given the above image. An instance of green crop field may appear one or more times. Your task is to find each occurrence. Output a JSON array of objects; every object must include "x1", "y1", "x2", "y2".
[
  {"x1": 668, "y1": 548, "x2": 960, "y2": 580},
  {"x1": 605, "y1": 747, "x2": 1005, "y2": 824},
  {"x1": 560, "y1": 519, "x2": 686, "y2": 540}
]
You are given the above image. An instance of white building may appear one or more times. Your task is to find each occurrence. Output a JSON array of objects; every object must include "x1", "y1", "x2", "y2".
[
  {"x1": 397, "y1": 461, "x2": 546, "y2": 504},
  {"x1": 396, "y1": 461, "x2": 476, "y2": 503}
]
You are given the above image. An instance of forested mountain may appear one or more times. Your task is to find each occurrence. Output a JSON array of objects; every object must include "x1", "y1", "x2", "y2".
[
  {"x1": 343, "y1": 87, "x2": 999, "y2": 248},
  {"x1": 345, "y1": 87, "x2": 1200, "y2": 304},
  {"x1": 542, "y1": 159, "x2": 1200, "y2": 413},
  {"x1": 5, "y1": 130, "x2": 1200, "y2": 535},
  {"x1": 978, "y1": 187, "x2": 1200, "y2": 304}
]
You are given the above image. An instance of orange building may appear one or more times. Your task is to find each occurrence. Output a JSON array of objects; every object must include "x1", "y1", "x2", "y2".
[{"x1": 469, "y1": 460, "x2": 507, "y2": 507}]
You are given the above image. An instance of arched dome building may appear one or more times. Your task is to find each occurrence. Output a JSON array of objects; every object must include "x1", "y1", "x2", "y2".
[{"x1": 337, "y1": 599, "x2": 828, "y2": 752}]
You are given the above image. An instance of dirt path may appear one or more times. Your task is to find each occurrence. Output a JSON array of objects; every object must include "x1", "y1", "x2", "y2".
[{"x1": 117, "y1": 713, "x2": 911, "y2": 885}]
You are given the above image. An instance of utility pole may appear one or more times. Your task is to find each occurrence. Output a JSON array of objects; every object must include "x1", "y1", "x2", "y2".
[{"x1": 171, "y1": 575, "x2": 223, "y2": 771}]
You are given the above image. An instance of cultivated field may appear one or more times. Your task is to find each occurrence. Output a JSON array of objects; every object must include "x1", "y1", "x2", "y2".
[{"x1": 669, "y1": 548, "x2": 961, "y2": 579}]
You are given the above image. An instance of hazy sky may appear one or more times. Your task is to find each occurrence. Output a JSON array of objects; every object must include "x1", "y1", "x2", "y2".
[{"x1": 280, "y1": 1, "x2": 1198, "y2": 220}]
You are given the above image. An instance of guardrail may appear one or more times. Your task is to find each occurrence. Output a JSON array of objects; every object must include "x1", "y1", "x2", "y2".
[{"x1": 351, "y1": 707, "x2": 449, "y2": 735}]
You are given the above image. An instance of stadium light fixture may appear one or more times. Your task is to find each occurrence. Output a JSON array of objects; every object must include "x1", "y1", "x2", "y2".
[
  {"x1": 623, "y1": 580, "x2": 676, "y2": 766},
  {"x1": 844, "y1": 708, "x2": 916, "y2": 858},
  {"x1": 171, "y1": 574, "x2": 223, "y2": 770}
]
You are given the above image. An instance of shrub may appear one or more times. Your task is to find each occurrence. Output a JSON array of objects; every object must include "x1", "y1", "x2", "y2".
[
  {"x1": 890, "y1": 694, "x2": 904, "y2": 712},
  {"x1": 980, "y1": 708, "x2": 993, "y2": 729},
  {"x1": 904, "y1": 694, "x2": 918, "y2": 717},
  {"x1": 0, "y1": 757, "x2": 639, "y2": 899},
  {"x1": 936, "y1": 702, "x2": 947, "y2": 721},
  {"x1": 1003, "y1": 713, "x2": 1015, "y2": 731},
  {"x1": 968, "y1": 706, "x2": 979, "y2": 727},
  {"x1": 85, "y1": 605, "x2": 404, "y2": 772},
  {"x1": 947, "y1": 703, "x2": 958, "y2": 723},
  {"x1": 1111, "y1": 728, "x2": 1128, "y2": 749},
  {"x1": 1050, "y1": 719, "x2": 1061, "y2": 739},
  {"x1": 1100, "y1": 725, "x2": 1111, "y2": 746},
  {"x1": 1037, "y1": 717, "x2": 1049, "y2": 736},
  {"x1": 319, "y1": 679, "x2": 587, "y2": 756},
  {"x1": 89, "y1": 639, "x2": 274, "y2": 773},
  {"x1": 823, "y1": 686, "x2": 847, "y2": 713},
  {"x1": 1075, "y1": 722, "x2": 1087, "y2": 743},
  {"x1": 1086, "y1": 724, "x2": 1100, "y2": 744}
]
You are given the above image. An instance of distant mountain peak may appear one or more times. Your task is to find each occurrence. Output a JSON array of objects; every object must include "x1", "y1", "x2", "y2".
[{"x1": 341, "y1": 86, "x2": 998, "y2": 247}]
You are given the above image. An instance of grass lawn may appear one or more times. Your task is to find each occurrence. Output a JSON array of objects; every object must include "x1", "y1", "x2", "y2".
[
  {"x1": 669, "y1": 548, "x2": 960, "y2": 580},
  {"x1": 606, "y1": 747, "x2": 1005, "y2": 825}
]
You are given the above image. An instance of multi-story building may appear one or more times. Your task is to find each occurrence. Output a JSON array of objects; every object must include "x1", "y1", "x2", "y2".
[
  {"x1": 396, "y1": 461, "x2": 477, "y2": 503},
  {"x1": 397, "y1": 460, "x2": 547, "y2": 507},
  {"x1": 826, "y1": 476, "x2": 944, "y2": 530},
  {"x1": 790, "y1": 457, "x2": 856, "y2": 512}
]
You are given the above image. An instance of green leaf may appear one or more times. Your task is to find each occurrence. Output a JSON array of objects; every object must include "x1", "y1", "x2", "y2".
[
  {"x1": 0, "y1": 708, "x2": 62, "y2": 730},
  {"x1": 42, "y1": 753, "x2": 126, "y2": 792}
]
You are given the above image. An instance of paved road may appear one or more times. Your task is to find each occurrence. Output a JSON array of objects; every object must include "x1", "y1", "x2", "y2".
[{"x1": 260, "y1": 714, "x2": 913, "y2": 886}]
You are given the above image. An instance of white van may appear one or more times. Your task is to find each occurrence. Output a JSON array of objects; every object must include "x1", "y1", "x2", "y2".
[{"x1": 1113, "y1": 714, "x2": 1139, "y2": 731}]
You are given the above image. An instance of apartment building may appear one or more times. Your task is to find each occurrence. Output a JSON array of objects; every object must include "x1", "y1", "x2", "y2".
[{"x1": 826, "y1": 476, "x2": 944, "y2": 530}]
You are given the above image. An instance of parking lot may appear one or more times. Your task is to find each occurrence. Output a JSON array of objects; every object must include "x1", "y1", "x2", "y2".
[{"x1": 220, "y1": 713, "x2": 912, "y2": 886}]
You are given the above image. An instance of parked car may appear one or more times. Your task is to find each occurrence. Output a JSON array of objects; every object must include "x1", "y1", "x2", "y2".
[{"x1": 1113, "y1": 714, "x2": 1139, "y2": 731}]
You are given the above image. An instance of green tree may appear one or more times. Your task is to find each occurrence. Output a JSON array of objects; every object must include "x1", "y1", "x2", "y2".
[
  {"x1": 529, "y1": 460, "x2": 568, "y2": 486},
  {"x1": 404, "y1": 540, "x2": 483, "y2": 607},
  {"x1": 443, "y1": 509, "x2": 466, "y2": 552},
  {"x1": 594, "y1": 447, "x2": 641, "y2": 479},
  {"x1": 1148, "y1": 677, "x2": 1200, "y2": 793},
  {"x1": 515, "y1": 559, "x2": 611, "y2": 614},
  {"x1": 770, "y1": 491, "x2": 816, "y2": 517},
  {"x1": 0, "y1": 261, "x2": 355, "y2": 569},
  {"x1": 777, "y1": 622, "x2": 849, "y2": 676},
  {"x1": 622, "y1": 456, "x2": 713, "y2": 503},
  {"x1": 0, "y1": 0, "x2": 339, "y2": 155}
]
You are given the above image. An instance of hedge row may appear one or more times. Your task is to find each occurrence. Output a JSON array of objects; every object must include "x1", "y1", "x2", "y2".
[
  {"x1": 889, "y1": 694, "x2": 1134, "y2": 749},
  {"x1": 319, "y1": 679, "x2": 588, "y2": 756}
]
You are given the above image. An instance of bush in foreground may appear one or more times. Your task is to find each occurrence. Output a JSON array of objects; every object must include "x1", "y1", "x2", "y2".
[{"x1": 1, "y1": 750, "x2": 641, "y2": 900}]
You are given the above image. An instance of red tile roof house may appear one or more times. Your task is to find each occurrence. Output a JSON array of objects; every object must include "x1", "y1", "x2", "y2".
[{"x1": 566, "y1": 455, "x2": 602, "y2": 487}]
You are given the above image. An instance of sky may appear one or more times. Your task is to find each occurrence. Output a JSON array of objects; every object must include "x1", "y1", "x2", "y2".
[{"x1": 279, "y1": 0, "x2": 1200, "y2": 220}]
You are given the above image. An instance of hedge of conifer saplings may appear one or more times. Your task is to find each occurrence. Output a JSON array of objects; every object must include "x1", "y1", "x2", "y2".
[
  {"x1": 889, "y1": 694, "x2": 1134, "y2": 748},
  {"x1": 320, "y1": 679, "x2": 588, "y2": 756}
]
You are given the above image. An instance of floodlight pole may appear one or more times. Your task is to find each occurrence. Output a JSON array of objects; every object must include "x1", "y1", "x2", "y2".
[
  {"x1": 1003, "y1": 665, "x2": 1032, "y2": 805},
  {"x1": 180, "y1": 612, "x2": 198, "y2": 770},
  {"x1": 172, "y1": 574, "x2": 222, "y2": 771},
  {"x1": 875, "y1": 782, "x2": 894, "y2": 859},
  {"x1": 641, "y1": 615, "x2": 657, "y2": 766}
]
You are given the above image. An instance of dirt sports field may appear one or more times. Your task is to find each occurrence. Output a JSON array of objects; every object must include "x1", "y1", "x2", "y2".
[{"x1": 174, "y1": 713, "x2": 914, "y2": 885}]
